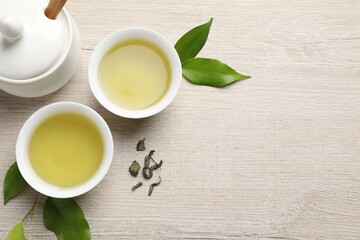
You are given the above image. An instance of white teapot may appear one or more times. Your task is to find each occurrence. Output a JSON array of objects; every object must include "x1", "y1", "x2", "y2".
[{"x1": 0, "y1": 0, "x2": 80, "y2": 97}]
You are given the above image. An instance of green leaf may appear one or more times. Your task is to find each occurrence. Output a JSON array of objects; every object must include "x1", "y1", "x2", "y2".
[
  {"x1": 5, "y1": 223, "x2": 26, "y2": 240},
  {"x1": 175, "y1": 18, "x2": 213, "y2": 63},
  {"x1": 4, "y1": 162, "x2": 28, "y2": 205},
  {"x1": 44, "y1": 197, "x2": 91, "y2": 240},
  {"x1": 182, "y1": 58, "x2": 251, "y2": 87}
]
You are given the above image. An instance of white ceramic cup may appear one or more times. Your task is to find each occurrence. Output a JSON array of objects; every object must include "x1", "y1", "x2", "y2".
[
  {"x1": 88, "y1": 27, "x2": 182, "y2": 119},
  {"x1": 16, "y1": 102, "x2": 114, "y2": 198}
]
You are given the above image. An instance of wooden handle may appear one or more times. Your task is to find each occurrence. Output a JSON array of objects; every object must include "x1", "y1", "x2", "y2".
[{"x1": 44, "y1": 0, "x2": 67, "y2": 20}]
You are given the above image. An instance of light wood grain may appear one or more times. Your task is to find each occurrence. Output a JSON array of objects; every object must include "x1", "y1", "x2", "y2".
[{"x1": 1, "y1": 0, "x2": 360, "y2": 239}]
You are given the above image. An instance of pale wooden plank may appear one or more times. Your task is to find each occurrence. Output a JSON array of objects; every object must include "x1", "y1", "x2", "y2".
[{"x1": 1, "y1": 0, "x2": 360, "y2": 239}]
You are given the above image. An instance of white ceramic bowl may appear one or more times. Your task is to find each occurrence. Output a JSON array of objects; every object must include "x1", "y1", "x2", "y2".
[
  {"x1": 88, "y1": 27, "x2": 182, "y2": 119},
  {"x1": 16, "y1": 102, "x2": 113, "y2": 198}
]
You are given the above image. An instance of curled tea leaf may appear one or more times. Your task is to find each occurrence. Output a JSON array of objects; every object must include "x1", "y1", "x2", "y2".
[
  {"x1": 182, "y1": 58, "x2": 250, "y2": 87},
  {"x1": 175, "y1": 18, "x2": 213, "y2": 63},
  {"x1": 144, "y1": 150, "x2": 155, "y2": 168},
  {"x1": 131, "y1": 182, "x2": 143, "y2": 191},
  {"x1": 143, "y1": 150, "x2": 160, "y2": 179},
  {"x1": 5, "y1": 223, "x2": 26, "y2": 240},
  {"x1": 143, "y1": 167, "x2": 153, "y2": 179},
  {"x1": 136, "y1": 138, "x2": 146, "y2": 151},
  {"x1": 129, "y1": 161, "x2": 141, "y2": 177},
  {"x1": 4, "y1": 162, "x2": 28, "y2": 205},
  {"x1": 148, "y1": 176, "x2": 162, "y2": 197},
  {"x1": 150, "y1": 160, "x2": 163, "y2": 171},
  {"x1": 44, "y1": 197, "x2": 91, "y2": 240}
]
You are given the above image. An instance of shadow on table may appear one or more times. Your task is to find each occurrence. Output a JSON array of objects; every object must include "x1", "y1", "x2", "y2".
[
  {"x1": 0, "y1": 87, "x2": 157, "y2": 137},
  {"x1": 91, "y1": 100, "x2": 157, "y2": 137},
  {"x1": 0, "y1": 89, "x2": 58, "y2": 108},
  {"x1": 0, "y1": 89, "x2": 66, "y2": 125}
]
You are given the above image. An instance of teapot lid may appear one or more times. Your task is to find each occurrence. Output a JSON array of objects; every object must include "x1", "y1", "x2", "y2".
[{"x1": 0, "y1": 0, "x2": 67, "y2": 80}]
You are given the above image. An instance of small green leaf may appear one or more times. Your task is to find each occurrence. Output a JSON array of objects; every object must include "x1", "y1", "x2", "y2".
[
  {"x1": 5, "y1": 223, "x2": 26, "y2": 240},
  {"x1": 44, "y1": 197, "x2": 91, "y2": 240},
  {"x1": 175, "y1": 18, "x2": 213, "y2": 63},
  {"x1": 4, "y1": 162, "x2": 28, "y2": 205},
  {"x1": 182, "y1": 58, "x2": 250, "y2": 87}
]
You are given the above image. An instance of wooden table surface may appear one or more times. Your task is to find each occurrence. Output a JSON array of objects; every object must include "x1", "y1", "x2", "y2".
[{"x1": 1, "y1": 0, "x2": 360, "y2": 239}]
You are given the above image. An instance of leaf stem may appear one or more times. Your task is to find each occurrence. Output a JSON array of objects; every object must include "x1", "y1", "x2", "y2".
[{"x1": 22, "y1": 193, "x2": 40, "y2": 223}]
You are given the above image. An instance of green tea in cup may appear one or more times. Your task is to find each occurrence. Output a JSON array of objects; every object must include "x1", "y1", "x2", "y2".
[
  {"x1": 28, "y1": 112, "x2": 104, "y2": 187},
  {"x1": 98, "y1": 39, "x2": 171, "y2": 110}
]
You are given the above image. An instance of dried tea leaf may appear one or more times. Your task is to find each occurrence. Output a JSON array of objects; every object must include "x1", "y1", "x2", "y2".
[
  {"x1": 136, "y1": 138, "x2": 146, "y2": 151},
  {"x1": 150, "y1": 160, "x2": 163, "y2": 170},
  {"x1": 131, "y1": 182, "x2": 143, "y2": 191},
  {"x1": 144, "y1": 150, "x2": 155, "y2": 168},
  {"x1": 143, "y1": 151, "x2": 163, "y2": 178},
  {"x1": 143, "y1": 167, "x2": 153, "y2": 179},
  {"x1": 148, "y1": 176, "x2": 162, "y2": 197},
  {"x1": 129, "y1": 161, "x2": 141, "y2": 177}
]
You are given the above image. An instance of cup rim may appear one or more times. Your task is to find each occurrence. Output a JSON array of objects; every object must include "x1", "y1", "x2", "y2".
[
  {"x1": 16, "y1": 102, "x2": 114, "y2": 198},
  {"x1": 88, "y1": 27, "x2": 182, "y2": 119}
]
